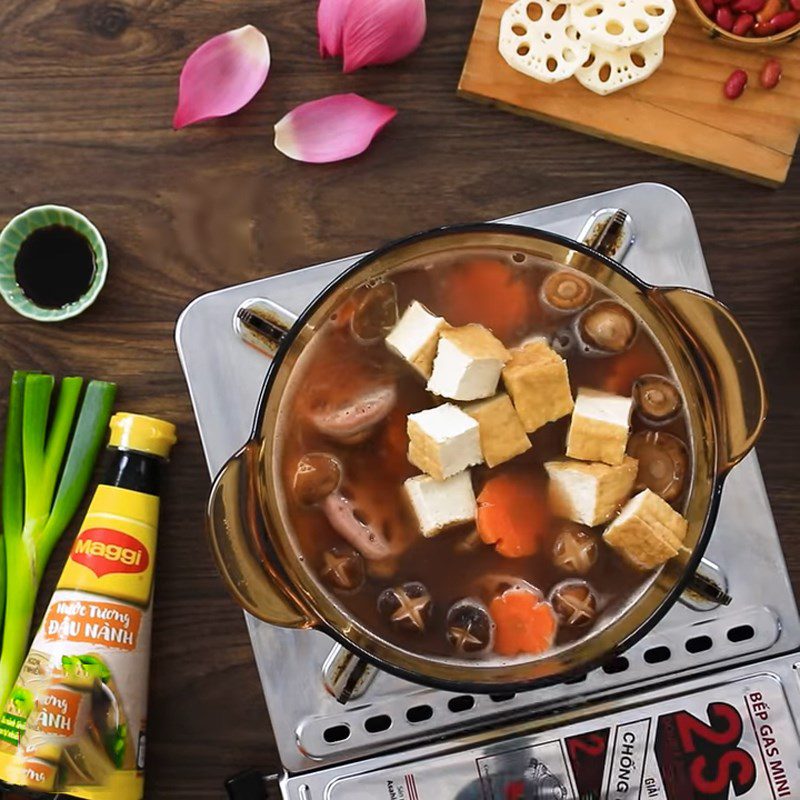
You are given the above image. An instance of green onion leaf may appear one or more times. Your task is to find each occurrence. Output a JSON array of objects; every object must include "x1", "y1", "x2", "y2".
[
  {"x1": 40, "y1": 380, "x2": 116, "y2": 562},
  {"x1": 21, "y1": 374, "x2": 54, "y2": 525},
  {"x1": 0, "y1": 372, "x2": 28, "y2": 645},
  {"x1": 2, "y1": 371, "x2": 27, "y2": 544},
  {"x1": 40, "y1": 377, "x2": 83, "y2": 517}
]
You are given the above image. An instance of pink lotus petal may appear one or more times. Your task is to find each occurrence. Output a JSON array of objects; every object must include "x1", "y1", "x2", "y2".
[
  {"x1": 318, "y1": 0, "x2": 351, "y2": 57},
  {"x1": 274, "y1": 94, "x2": 397, "y2": 164},
  {"x1": 342, "y1": 0, "x2": 426, "y2": 73},
  {"x1": 173, "y1": 25, "x2": 271, "y2": 129}
]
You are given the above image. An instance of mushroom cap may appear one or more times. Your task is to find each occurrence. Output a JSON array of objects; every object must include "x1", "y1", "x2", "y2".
[
  {"x1": 378, "y1": 581, "x2": 433, "y2": 633},
  {"x1": 552, "y1": 522, "x2": 599, "y2": 575},
  {"x1": 542, "y1": 271, "x2": 592, "y2": 312},
  {"x1": 350, "y1": 281, "x2": 398, "y2": 344},
  {"x1": 579, "y1": 301, "x2": 637, "y2": 353},
  {"x1": 319, "y1": 547, "x2": 366, "y2": 593},
  {"x1": 446, "y1": 597, "x2": 495, "y2": 655},
  {"x1": 292, "y1": 452, "x2": 343, "y2": 506},
  {"x1": 549, "y1": 579, "x2": 598, "y2": 627},
  {"x1": 627, "y1": 430, "x2": 689, "y2": 502},
  {"x1": 633, "y1": 374, "x2": 683, "y2": 423}
]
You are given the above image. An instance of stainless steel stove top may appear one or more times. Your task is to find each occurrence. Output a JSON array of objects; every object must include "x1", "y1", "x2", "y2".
[{"x1": 176, "y1": 183, "x2": 800, "y2": 777}]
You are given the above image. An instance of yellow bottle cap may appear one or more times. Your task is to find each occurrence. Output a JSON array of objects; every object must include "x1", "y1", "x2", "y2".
[{"x1": 109, "y1": 413, "x2": 177, "y2": 459}]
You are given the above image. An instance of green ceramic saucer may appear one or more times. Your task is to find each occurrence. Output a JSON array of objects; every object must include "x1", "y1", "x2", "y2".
[{"x1": 0, "y1": 205, "x2": 107, "y2": 322}]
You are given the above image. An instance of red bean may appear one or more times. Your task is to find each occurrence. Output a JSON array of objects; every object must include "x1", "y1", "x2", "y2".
[
  {"x1": 760, "y1": 58, "x2": 782, "y2": 88},
  {"x1": 770, "y1": 9, "x2": 799, "y2": 28},
  {"x1": 733, "y1": 11, "x2": 756, "y2": 31},
  {"x1": 757, "y1": 0, "x2": 781, "y2": 22},
  {"x1": 732, "y1": 0, "x2": 765, "y2": 12},
  {"x1": 716, "y1": 5, "x2": 736, "y2": 27},
  {"x1": 699, "y1": 0, "x2": 717, "y2": 14},
  {"x1": 713, "y1": 0, "x2": 732, "y2": 5},
  {"x1": 791, "y1": 0, "x2": 800, "y2": 11},
  {"x1": 753, "y1": 18, "x2": 778, "y2": 32},
  {"x1": 724, "y1": 68, "x2": 748, "y2": 99}
]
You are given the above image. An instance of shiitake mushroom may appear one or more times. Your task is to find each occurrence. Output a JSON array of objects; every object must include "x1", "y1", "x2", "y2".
[
  {"x1": 292, "y1": 453, "x2": 342, "y2": 506},
  {"x1": 446, "y1": 598, "x2": 495, "y2": 655},
  {"x1": 319, "y1": 547, "x2": 365, "y2": 592},
  {"x1": 578, "y1": 301, "x2": 637, "y2": 353},
  {"x1": 552, "y1": 522, "x2": 599, "y2": 576},
  {"x1": 549, "y1": 580, "x2": 598, "y2": 627},
  {"x1": 378, "y1": 581, "x2": 433, "y2": 634},
  {"x1": 627, "y1": 430, "x2": 689, "y2": 502},
  {"x1": 350, "y1": 282, "x2": 398, "y2": 344},
  {"x1": 541, "y1": 271, "x2": 592, "y2": 313},
  {"x1": 633, "y1": 374, "x2": 683, "y2": 423}
]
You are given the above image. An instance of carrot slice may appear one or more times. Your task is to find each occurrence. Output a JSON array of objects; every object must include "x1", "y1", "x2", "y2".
[
  {"x1": 490, "y1": 589, "x2": 557, "y2": 656},
  {"x1": 476, "y1": 472, "x2": 550, "y2": 558},
  {"x1": 440, "y1": 259, "x2": 531, "y2": 343}
]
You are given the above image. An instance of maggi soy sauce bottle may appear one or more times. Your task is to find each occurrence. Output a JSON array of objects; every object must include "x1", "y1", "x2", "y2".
[{"x1": 0, "y1": 413, "x2": 176, "y2": 800}]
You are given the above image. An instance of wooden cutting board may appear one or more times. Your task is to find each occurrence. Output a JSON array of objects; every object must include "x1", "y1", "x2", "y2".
[{"x1": 458, "y1": 0, "x2": 800, "y2": 185}]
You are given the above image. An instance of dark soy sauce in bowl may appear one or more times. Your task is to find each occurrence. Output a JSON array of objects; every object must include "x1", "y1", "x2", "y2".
[{"x1": 14, "y1": 224, "x2": 96, "y2": 309}]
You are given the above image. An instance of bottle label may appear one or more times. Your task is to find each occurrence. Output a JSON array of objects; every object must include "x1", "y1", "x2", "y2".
[
  {"x1": 0, "y1": 483, "x2": 159, "y2": 800},
  {"x1": 58, "y1": 484, "x2": 159, "y2": 607}
]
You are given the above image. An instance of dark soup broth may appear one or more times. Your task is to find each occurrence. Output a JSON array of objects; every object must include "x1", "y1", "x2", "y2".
[{"x1": 278, "y1": 251, "x2": 691, "y2": 661}]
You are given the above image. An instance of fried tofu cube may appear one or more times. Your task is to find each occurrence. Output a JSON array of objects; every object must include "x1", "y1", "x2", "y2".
[
  {"x1": 407, "y1": 403, "x2": 483, "y2": 480},
  {"x1": 404, "y1": 471, "x2": 476, "y2": 537},
  {"x1": 501, "y1": 340, "x2": 574, "y2": 433},
  {"x1": 385, "y1": 301, "x2": 449, "y2": 378},
  {"x1": 603, "y1": 489, "x2": 689, "y2": 570},
  {"x1": 545, "y1": 456, "x2": 638, "y2": 527},
  {"x1": 427, "y1": 325, "x2": 510, "y2": 401},
  {"x1": 464, "y1": 393, "x2": 531, "y2": 468},
  {"x1": 566, "y1": 388, "x2": 633, "y2": 466}
]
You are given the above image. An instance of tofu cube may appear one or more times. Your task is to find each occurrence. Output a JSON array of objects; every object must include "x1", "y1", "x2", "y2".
[
  {"x1": 407, "y1": 403, "x2": 483, "y2": 480},
  {"x1": 404, "y1": 471, "x2": 476, "y2": 538},
  {"x1": 385, "y1": 301, "x2": 449, "y2": 378},
  {"x1": 464, "y1": 393, "x2": 531, "y2": 468},
  {"x1": 566, "y1": 388, "x2": 633, "y2": 466},
  {"x1": 603, "y1": 489, "x2": 689, "y2": 571},
  {"x1": 501, "y1": 341, "x2": 574, "y2": 433},
  {"x1": 545, "y1": 456, "x2": 638, "y2": 527},
  {"x1": 427, "y1": 325, "x2": 510, "y2": 401}
]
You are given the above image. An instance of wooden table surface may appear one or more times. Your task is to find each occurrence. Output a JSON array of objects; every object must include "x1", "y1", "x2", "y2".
[{"x1": 0, "y1": 0, "x2": 798, "y2": 797}]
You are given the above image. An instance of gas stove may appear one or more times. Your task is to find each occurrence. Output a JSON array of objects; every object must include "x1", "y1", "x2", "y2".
[{"x1": 176, "y1": 184, "x2": 800, "y2": 800}]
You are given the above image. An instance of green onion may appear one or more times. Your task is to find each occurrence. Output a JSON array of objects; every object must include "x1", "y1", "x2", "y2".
[
  {"x1": 0, "y1": 372, "x2": 27, "y2": 648},
  {"x1": 0, "y1": 375, "x2": 116, "y2": 707},
  {"x1": 41, "y1": 381, "x2": 116, "y2": 561}
]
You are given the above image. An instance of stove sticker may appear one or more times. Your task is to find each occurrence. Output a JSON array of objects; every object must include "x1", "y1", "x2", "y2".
[
  {"x1": 476, "y1": 739, "x2": 575, "y2": 798},
  {"x1": 321, "y1": 674, "x2": 800, "y2": 800},
  {"x1": 565, "y1": 728, "x2": 610, "y2": 797},
  {"x1": 606, "y1": 719, "x2": 651, "y2": 799},
  {"x1": 645, "y1": 676, "x2": 800, "y2": 800}
]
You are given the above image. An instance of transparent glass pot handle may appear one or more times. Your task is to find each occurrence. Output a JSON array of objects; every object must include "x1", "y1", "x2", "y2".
[
  {"x1": 207, "y1": 440, "x2": 314, "y2": 628},
  {"x1": 651, "y1": 287, "x2": 768, "y2": 473}
]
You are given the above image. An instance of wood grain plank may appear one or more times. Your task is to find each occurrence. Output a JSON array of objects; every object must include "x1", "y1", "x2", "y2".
[
  {"x1": 459, "y1": 0, "x2": 800, "y2": 185},
  {"x1": 0, "y1": 0, "x2": 797, "y2": 797}
]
